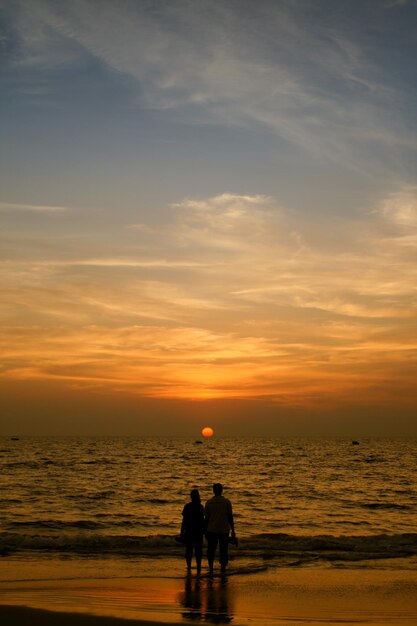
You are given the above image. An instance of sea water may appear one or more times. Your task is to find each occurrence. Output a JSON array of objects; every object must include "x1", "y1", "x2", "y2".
[{"x1": 1, "y1": 437, "x2": 416, "y2": 572}]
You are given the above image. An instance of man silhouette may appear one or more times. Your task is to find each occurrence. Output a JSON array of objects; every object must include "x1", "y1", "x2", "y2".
[{"x1": 205, "y1": 483, "x2": 236, "y2": 574}]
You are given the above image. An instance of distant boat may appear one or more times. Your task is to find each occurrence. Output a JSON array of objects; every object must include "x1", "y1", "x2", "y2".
[
  {"x1": 195, "y1": 440, "x2": 203, "y2": 444},
  {"x1": 351, "y1": 440, "x2": 360, "y2": 445},
  {"x1": 10, "y1": 437, "x2": 20, "y2": 441}
]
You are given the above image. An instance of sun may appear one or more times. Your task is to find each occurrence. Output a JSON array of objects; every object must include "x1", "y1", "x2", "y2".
[{"x1": 201, "y1": 426, "x2": 214, "y2": 438}]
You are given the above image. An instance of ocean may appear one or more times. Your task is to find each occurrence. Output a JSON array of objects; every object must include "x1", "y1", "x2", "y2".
[{"x1": 1, "y1": 436, "x2": 417, "y2": 574}]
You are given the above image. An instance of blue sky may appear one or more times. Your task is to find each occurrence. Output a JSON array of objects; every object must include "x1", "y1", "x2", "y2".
[{"x1": 1, "y1": 0, "x2": 416, "y2": 435}]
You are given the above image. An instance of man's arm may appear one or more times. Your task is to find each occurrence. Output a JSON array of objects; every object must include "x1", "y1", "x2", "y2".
[
  {"x1": 228, "y1": 501, "x2": 235, "y2": 535},
  {"x1": 180, "y1": 506, "x2": 186, "y2": 536}
]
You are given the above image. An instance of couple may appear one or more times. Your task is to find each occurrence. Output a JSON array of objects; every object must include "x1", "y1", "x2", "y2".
[{"x1": 181, "y1": 483, "x2": 237, "y2": 575}]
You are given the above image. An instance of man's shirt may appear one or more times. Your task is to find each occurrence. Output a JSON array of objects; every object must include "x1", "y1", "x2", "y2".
[{"x1": 205, "y1": 495, "x2": 233, "y2": 534}]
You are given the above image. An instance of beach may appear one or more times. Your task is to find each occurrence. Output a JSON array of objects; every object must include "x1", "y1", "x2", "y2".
[
  {"x1": 1, "y1": 555, "x2": 417, "y2": 625},
  {"x1": 2, "y1": 437, "x2": 416, "y2": 624}
]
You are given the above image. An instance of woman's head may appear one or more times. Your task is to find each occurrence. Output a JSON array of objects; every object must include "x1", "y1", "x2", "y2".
[{"x1": 190, "y1": 488, "x2": 200, "y2": 504}]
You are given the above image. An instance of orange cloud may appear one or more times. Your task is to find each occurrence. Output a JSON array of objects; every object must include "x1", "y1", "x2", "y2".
[{"x1": 1, "y1": 191, "x2": 416, "y2": 411}]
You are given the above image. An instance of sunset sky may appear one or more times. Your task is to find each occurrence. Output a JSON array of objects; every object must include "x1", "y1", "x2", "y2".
[{"x1": 1, "y1": 0, "x2": 416, "y2": 436}]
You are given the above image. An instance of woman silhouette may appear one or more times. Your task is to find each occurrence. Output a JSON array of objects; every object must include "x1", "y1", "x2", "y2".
[{"x1": 181, "y1": 489, "x2": 205, "y2": 573}]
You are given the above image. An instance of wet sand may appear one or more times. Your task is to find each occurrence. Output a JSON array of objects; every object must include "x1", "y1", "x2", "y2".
[
  {"x1": 0, "y1": 605, "x2": 180, "y2": 626},
  {"x1": 1, "y1": 563, "x2": 417, "y2": 625}
]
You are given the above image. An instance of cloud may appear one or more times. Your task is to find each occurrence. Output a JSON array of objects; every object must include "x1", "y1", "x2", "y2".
[
  {"x1": 377, "y1": 187, "x2": 417, "y2": 228},
  {"x1": 0, "y1": 201, "x2": 67, "y2": 212},
  {"x1": 383, "y1": 0, "x2": 411, "y2": 7},
  {"x1": 171, "y1": 193, "x2": 282, "y2": 252},
  {"x1": 1, "y1": 190, "x2": 416, "y2": 405},
  {"x1": 6, "y1": 0, "x2": 415, "y2": 173}
]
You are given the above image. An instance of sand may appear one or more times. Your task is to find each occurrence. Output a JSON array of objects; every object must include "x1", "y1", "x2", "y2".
[
  {"x1": 0, "y1": 605, "x2": 180, "y2": 626},
  {"x1": 1, "y1": 557, "x2": 417, "y2": 625}
]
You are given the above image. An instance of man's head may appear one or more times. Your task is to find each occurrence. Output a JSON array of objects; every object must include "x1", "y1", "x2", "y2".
[{"x1": 213, "y1": 483, "x2": 223, "y2": 496}]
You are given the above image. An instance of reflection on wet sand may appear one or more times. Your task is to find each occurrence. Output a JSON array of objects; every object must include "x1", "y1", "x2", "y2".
[{"x1": 179, "y1": 573, "x2": 234, "y2": 623}]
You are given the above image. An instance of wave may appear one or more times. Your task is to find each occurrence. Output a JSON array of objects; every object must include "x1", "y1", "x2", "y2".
[
  {"x1": 65, "y1": 491, "x2": 116, "y2": 501},
  {"x1": 5, "y1": 461, "x2": 43, "y2": 469},
  {"x1": 1, "y1": 531, "x2": 416, "y2": 563},
  {"x1": 4, "y1": 519, "x2": 155, "y2": 531},
  {"x1": 360, "y1": 502, "x2": 413, "y2": 510},
  {"x1": 6, "y1": 520, "x2": 109, "y2": 530},
  {"x1": 133, "y1": 498, "x2": 172, "y2": 504},
  {"x1": 243, "y1": 532, "x2": 417, "y2": 556},
  {"x1": 81, "y1": 459, "x2": 115, "y2": 465}
]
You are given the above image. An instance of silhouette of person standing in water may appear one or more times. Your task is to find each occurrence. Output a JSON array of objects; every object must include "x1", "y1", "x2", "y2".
[
  {"x1": 205, "y1": 483, "x2": 236, "y2": 575},
  {"x1": 181, "y1": 489, "x2": 205, "y2": 573}
]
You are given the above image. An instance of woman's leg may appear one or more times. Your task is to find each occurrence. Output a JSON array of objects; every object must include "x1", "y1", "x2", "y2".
[{"x1": 195, "y1": 539, "x2": 203, "y2": 573}]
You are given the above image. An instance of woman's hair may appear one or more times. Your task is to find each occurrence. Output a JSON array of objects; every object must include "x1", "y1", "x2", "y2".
[{"x1": 190, "y1": 488, "x2": 201, "y2": 504}]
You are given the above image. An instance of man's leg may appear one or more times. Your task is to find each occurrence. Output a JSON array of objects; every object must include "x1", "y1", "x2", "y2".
[
  {"x1": 218, "y1": 533, "x2": 229, "y2": 572},
  {"x1": 206, "y1": 532, "x2": 218, "y2": 574}
]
